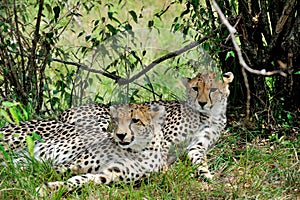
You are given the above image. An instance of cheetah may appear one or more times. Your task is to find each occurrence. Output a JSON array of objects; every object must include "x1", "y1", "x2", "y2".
[
  {"x1": 60, "y1": 103, "x2": 111, "y2": 131},
  {"x1": 0, "y1": 103, "x2": 167, "y2": 195},
  {"x1": 59, "y1": 71, "x2": 234, "y2": 177}
]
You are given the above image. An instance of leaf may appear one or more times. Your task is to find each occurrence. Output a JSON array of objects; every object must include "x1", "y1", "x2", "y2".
[
  {"x1": 0, "y1": 144, "x2": 10, "y2": 160},
  {"x1": 45, "y1": 3, "x2": 52, "y2": 14},
  {"x1": 78, "y1": 30, "x2": 85, "y2": 38},
  {"x1": 0, "y1": 109, "x2": 13, "y2": 124},
  {"x1": 16, "y1": 104, "x2": 27, "y2": 121},
  {"x1": 129, "y1": 10, "x2": 138, "y2": 23},
  {"x1": 81, "y1": 46, "x2": 87, "y2": 53},
  {"x1": 94, "y1": 19, "x2": 100, "y2": 26},
  {"x1": 85, "y1": 35, "x2": 91, "y2": 41},
  {"x1": 26, "y1": 135, "x2": 35, "y2": 158},
  {"x1": 173, "y1": 23, "x2": 180, "y2": 31},
  {"x1": 180, "y1": 9, "x2": 190, "y2": 17},
  {"x1": 106, "y1": 24, "x2": 117, "y2": 34},
  {"x1": 8, "y1": 107, "x2": 19, "y2": 125},
  {"x1": 203, "y1": 42, "x2": 210, "y2": 51},
  {"x1": 148, "y1": 20, "x2": 154, "y2": 28},
  {"x1": 11, "y1": 43, "x2": 17, "y2": 50},
  {"x1": 225, "y1": 51, "x2": 235, "y2": 60},
  {"x1": 32, "y1": 132, "x2": 43, "y2": 143},
  {"x1": 2, "y1": 101, "x2": 15, "y2": 107},
  {"x1": 108, "y1": 11, "x2": 114, "y2": 19},
  {"x1": 124, "y1": 23, "x2": 132, "y2": 30},
  {"x1": 53, "y1": 6, "x2": 60, "y2": 22}
]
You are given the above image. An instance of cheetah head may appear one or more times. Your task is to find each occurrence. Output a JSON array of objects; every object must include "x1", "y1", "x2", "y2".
[
  {"x1": 183, "y1": 71, "x2": 234, "y2": 111},
  {"x1": 109, "y1": 103, "x2": 165, "y2": 151}
]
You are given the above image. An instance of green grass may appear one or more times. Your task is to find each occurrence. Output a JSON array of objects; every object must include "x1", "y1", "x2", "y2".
[{"x1": 1, "y1": 124, "x2": 299, "y2": 200}]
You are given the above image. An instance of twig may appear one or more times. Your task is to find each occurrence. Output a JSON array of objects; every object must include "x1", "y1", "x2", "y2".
[
  {"x1": 241, "y1": 67, "x2": 250, "y2": 120},
  {"x1": 224, "y1": 14, "x2": 242, "y2": 44},
  {"x1": 260, "y1": 0, "x2": 271, "y2": 43}
]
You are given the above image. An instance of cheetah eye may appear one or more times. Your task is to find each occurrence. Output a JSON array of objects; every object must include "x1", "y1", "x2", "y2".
[
  {"x1": 192, "y1": 87, "x2": 198, "y2": 92},
  {"x1": 131, "y1": 118, "x2": 140, "y2": 123},
  {"x1": 210, "y1": 88, "x2": 218, "y2": 92}
]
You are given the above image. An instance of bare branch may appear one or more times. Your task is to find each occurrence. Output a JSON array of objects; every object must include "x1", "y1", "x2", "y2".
[
  {"x1": 52, "y1": 36, "x2": 208, "y2": 86},
  {"x1": 224, "y1": 14, "x2": 242, "y2": 44},
  {"x1": 117, "y1": 38, "x2": 207, "y2": 85},
  {"x1": 27, "y1": 0, "x2": 44, "y2": 94},
  {"x1": 260, "y1": 0, "x2": 271, "y2": 43},
  {"x1": 13, "y1": 0, "x2": 26, "y2": 86},
  {"x1": 241, "y1": 67, "x2": 251, "y2": 120},
  {"x1": 51, "y1": 58, "x2": 122, "y2": 82},
  {"x1": 212, "y1": 0, "x2": 287, "y2": 77}
]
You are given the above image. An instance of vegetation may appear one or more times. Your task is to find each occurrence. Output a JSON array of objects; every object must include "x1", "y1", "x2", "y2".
[
  {"x1": 0, "y1": 0, "x2": 299, "y2": 199},
  {"x1": 0, "y1": 123, "x2": 298, "y2": 199}
]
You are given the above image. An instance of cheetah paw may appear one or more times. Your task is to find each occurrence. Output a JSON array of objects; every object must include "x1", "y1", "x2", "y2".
[
  {"x1": 36, "y1": 181, "x2": 66, "y2": 197},
  {"x1": 162, "y1": 165, "x2": 169, "y2": 173},
  {"x1": 197, "y1": 166, "x2": 214, "y2": 180}
]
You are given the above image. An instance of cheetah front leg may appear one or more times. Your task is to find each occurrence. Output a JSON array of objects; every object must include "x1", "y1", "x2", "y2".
[
  {"x1": 187, "y1": 127, "x2": 220, "y2": 179},
  {"x1": 36, "y1": 171, "x2": 119, "y2": 197},
  {"x1": 36, "y1": 161, "x2": 143, "y2": 196},
  {"x1": 187, "y1": 143, "x2": 213, "y2": 179}
]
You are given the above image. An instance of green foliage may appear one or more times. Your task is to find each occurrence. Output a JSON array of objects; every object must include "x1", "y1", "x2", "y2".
[
  {"x1": 225, "y1": 51, "x2": 235, "y2": 60},
  {"x1": 1, "y1": 0, "x2": 205, "y2": 111},
  {"x1": 26, "y1": 132, "x2": 43, "y2": 158},
  {"x1": 0, "y1": 0, "x2": 84, "y2": 114},
  {"x1": 0, "y1": 101, "x2": 30, "y2": 125}
]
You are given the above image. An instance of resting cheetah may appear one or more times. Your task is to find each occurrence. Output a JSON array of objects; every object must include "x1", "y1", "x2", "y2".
[
  {"x1": 59, "y1": 71, "x2": 234, "y2": 176},
  {"x1": 0, "y1": 103, "x2": 167, "y2": 194}
]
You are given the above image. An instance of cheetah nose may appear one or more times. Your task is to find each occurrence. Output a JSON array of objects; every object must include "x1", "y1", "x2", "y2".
[
  {"x1": 116, "y1": 133, "x2": 127, "y2": 141},
  {"x1": 198, "y1": 101, "x2": 207, "y2": 108}
]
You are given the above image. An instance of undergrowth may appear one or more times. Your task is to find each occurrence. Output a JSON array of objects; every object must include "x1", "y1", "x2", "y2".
[{"x1": 0, "y1": 122, "x2": 299, "y2": 200}]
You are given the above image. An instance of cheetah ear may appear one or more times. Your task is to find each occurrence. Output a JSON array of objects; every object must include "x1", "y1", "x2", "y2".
[
  {"x1": 222, "y1": 72, "x2": 234, "y2": 83},
  {"x1": 109, "y1": 105, "x2": 118, "y2": 118},
  {"x1": 149, "y1": 104, "x2": 166, "y2": 126},
  {"x1": 181, "y1": 77, "x2": 191, "y2": 88}
]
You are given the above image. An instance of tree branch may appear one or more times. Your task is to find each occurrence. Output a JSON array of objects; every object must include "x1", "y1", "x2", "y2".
[
  {"x1": 27, "y1": 0, "x2": 44, "y2": 92},
  {"x1": 212, "y1": 0, "x2": 286, "y2": 77},
  {"x1": 260, "y1": 0, "x2": 271, "y2": 43},
  {"x1": 13, "y1": 0, "x2": 26, "y2": 87},
  {"x1": 212, "y1": 0, "x2": 287, "y2": 121},
  {"x1": 52, "y1": 36, "x2": 208, "y2": 86},
  {"x1": 51, "y1": 58, "x2": 122, "y2": 82},
  {"x1": 275, "y1": 0, "x2": 296, "y2": 34},
  {"x1": 117, "y1": 38, "x2": 207, "y2": 85},
  {"x1": 267, "y1": 0, "x2": 297, "y2": 58}
]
